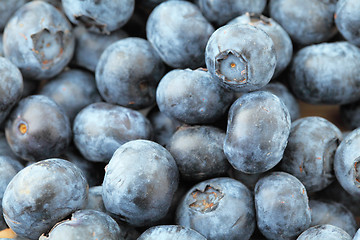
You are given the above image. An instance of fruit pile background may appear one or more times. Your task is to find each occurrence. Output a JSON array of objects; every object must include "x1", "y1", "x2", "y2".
[{"x1": 1, "y1": 0, "x2": 360, "y2": 239}]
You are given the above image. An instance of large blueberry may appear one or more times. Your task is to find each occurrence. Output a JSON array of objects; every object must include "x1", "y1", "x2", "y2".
[
  {"x1": 5, "y1": 95, "x2": 71, "y2": 161},
  {"x1": 73, "y1": 102, "x2": 153, "y2": 163},
  {"x1": 309, "y1": 200, "x2": 357, "y2": 237},
  {"x1": 96, "y1": 37, "x2": 165, "y2": 109},
  {"x1": 2, "y1": 158, "x2": 88, "y2": 240},
  {"x1": 280, "y1": 117, "x2": 342, "y2": 193},
  {"x1": 269, "y1": 0, "x2": 337, "y2": 46},
  {"x1": 138, "y1": 225, "x2": 206, "y2": 240},
  {"x1": 146, "y1": 1, "x2": 214, "y2": 69},
  {"x1": 228, "y1": 13, "x2": 293, "y2": 78},
  {"x1": 102, "y1": 140, "x2": 179, "y2": 226},
  {"x1": 39, "y1": 69, "x2": 102, "y2": 122},
  {"x1": 335, "y1": 0, "x2": 360, "y2": 46},
  {"x1": 297, "y1": 225, "x2": 352, "y2": 240},
  {"x1": 167, "y1": 125, "x2": 230, "y2": 181},
  {"x1": 0, "y1": 57, "x2": 23, "y2": 125},
  {"x1": 224, "y1": 91, "x2": 291, "y2": 174},
  {"x1": 289, "y1": 41, "x2": 360, "y2": 104},
  {"x1": 334, "y1": 128, "x2": 360, "y2": 198},
  {"x1": 39, "y1": 210, "x2": 121, "y2": 240},
  {"x1": 156, "y1": 68, "x2": 234, "y2": 125},
  {"x1": 255, "y1": 172, "x2": 311, "y2": 240},
  {"x1": 176, "y1": 177, "x2": 255, "y2": 240},
  {"x1": 3, "y1": 1, "x2": 74, "y2": 80},
  {"x1": 62, "y1": 0, "x2": 134, "y2": 34},
  {"x1": 205, "y1": 24, "x2": 276, "y2": 92},
  {"x1": 196, "y1": 0, "x2": 266, "y2": 26},
  {"x1": 73, "y1": 26, "x2": 128, "y2": 72}
]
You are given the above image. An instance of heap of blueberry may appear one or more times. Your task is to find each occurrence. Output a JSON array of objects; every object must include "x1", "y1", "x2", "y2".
[{"x1": 1, "y1": 0, "x2": 360, "y2": 239}]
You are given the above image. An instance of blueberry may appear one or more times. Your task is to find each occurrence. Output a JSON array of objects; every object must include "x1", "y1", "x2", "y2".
[
  {"x1": 73, "y1": 102, "x2": 153, "y2": 163},
  {"x1": 176, "y1": 177, "x2": 255, "y2": 240},
  {"x1": 269, "y1": 0, "x2": 337, "y2": 46},
  {"x1": 137, "y1": 225, "x2": 206, "y2": 240},
  {"x1": 39, "y1": 69, "x2": 102, "y2": 122},
  {"x1": 3, "y1": 1, "x2": 74, "y2": 80},
  {"x1": 309, "y1": 200, "x2": 357, "y2": 237},
  {"x1": 205, "y1": 24, "x2": 276, "y2": 92},
  {"x1": 61, "y1": 0, "x2": 135, "y2": 34},
  {"x1": 254, "y1": 172, "x2": 311, "y2": 240},
  {"x1": 156, "y1": 68, "x2": 234, "y2": 125},
  {"x1": 0, "y1": 155, "x2": 23, "y2": 230},
  {"x1": 102, "y1": 140, "x2": 179, "y2": 226},
  {"x1": 334, "y1": 128, "x2": 360, "y2": 198},
  {"x1": 0, "y1": 0, "x2": 27, "y2": 30},
  {"x1": 224, "y1": 91, "x2": 291, "y2": 174},
  {"x1": 2, "y1": 158, "x2": 88, "y2": 240},
  {"x1": 39, "y1": 210, "x2": 121, "y2": 240},
  {"x1": 258, "y1": 82, "x2": 300, "y2": 121},
  {"x1": 5, "y1": 95, "x2": 71, "y2": 161},
  {"x1": 147, "y1": 106, "x2": 182, "y2": 146},
  {"x1": 280, "y1": 117, "x2": 342, "y2": 193},
  {"x1": 167, "y1": 125, "x2": 230, "y2": 182},
  {"x1": 335, "y1": 0, "x2": 360, "y2": 46},
  {"x1": 196, "y1": 0, "x2": 266, "y2": 26},
  {"x1": 73, "y1": 26, "x2": 128, "y2": 72},
  {"x1": 0, "y1": 57, "x2": 23, "y2": 125},
  {"x1": 297, "y1": 225, "x2": 352, "y2": 240},
  {"x1": 289, "y1": 41, "x2": 360, "y2": 104},
  {"x1": 146, "y1": 1, "x2": 214, "y2": 69},
  {"x1": 228, "y1": 13, "x2": 293, "y2": 79},
  {"x1": 96, "y1": 37, "x2": 165, "y2": 109}
]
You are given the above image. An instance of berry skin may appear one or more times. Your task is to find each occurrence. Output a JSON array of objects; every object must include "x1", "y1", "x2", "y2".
[
  {"x1": 3, "y1": 1, "x2": 75, "y2": 80},
  {"x1": 61, "y1": 0, "x2": 134, "y2": 34},
  {"x1": 255, "y1": 172, "x2": 311, "y2": 240},
  {"x1": 5, "y1": 95, "x2": 71, "y2": 162},
  {"x1": 176, "y1": 177, "x2": 255, "y2": 240},
  {"x1": 156, "y1": 68, "x2": 234, "y2": 125},
  {"x1": 224, "y1": 91, "x2": 291, "y2": 174},
  {"x1": 146, "y1": 1, "x2": 214, "y2": 69},
  {"x1": 289, "y1": 41, "x2": 360, "y2": 104},
  {"x1": 102, "y1": 140, "x2": 179, "y2": 227},
  {"x1": 2, "y1": 158, "x2": 88, "y2": 240},
  {"x1": 96, "y1": 37, "x2": 165, "y2": 110},
  {"x1": 205, "y1": 24, "x2": 276, "y2": 92}
]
